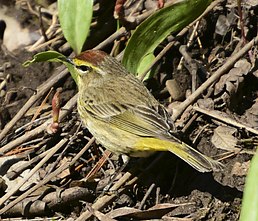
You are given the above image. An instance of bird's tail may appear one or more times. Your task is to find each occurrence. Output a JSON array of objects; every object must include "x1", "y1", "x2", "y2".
[{"x1": 135, "y1": 137, "x2": 223, "y2": 172}]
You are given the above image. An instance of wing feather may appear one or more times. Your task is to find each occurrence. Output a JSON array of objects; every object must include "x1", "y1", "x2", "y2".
[{"x1": 81, "y1": 99, "x2": 172, "y2": 137}]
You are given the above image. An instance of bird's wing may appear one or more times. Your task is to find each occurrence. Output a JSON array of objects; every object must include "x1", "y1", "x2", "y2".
[
  {"x1": 80, "y1": 98, "x2": 173, "y2": 137},
  {"x1": 111, "y1": 105, "x2": 172, "y2": 137}
]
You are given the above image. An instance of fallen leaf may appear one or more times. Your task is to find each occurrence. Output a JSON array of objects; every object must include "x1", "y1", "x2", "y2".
[
  {"x1": 107, "y1": 203, "x2": 191, "y2": 219},
  {"x1": 211, "y1": 126, "x2": 239, "y2": 152}
]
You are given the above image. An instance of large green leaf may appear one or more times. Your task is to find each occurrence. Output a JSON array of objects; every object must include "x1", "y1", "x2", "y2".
[
  {"x1": 137, "y1": 53, "x2": 156, "y2": 80},
  {"x1": 239, "y1": 150, "x2": 258, "y2": 221},
  {"x1": 122, "y1": 0, "x2": 212, "y2": 75},
  {"x1": 58, "y1": 0, "x2": 93, "y2": 54}
]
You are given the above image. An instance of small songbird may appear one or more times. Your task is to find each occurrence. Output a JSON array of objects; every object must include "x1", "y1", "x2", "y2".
[{"x1": 68, "y1": 50, "x2": 222, "y2": 172}]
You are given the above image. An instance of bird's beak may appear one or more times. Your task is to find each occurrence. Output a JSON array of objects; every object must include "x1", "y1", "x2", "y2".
[{"x1": 66, "y1": 58, "x2": 75, "y2": 65}]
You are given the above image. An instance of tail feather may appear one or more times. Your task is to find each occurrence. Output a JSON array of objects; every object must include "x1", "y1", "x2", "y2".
[
  {"x1": 169, "y1": 141, "x2": 223, "y2": 172},
  {"x1": 135, "y1": 138, "x2": 223, "y2": 172}
]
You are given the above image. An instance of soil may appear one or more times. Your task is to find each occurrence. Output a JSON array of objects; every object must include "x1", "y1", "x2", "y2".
[{"x1": 0, "y1": 0, "x2": 257, "y2": 220}]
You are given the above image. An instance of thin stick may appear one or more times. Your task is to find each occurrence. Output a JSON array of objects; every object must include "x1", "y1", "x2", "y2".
[
  {"x1": 76, "y1": 172, "x2": 138, "y2": 221},
  {"x1": 0, "y1": 67, "x2": 68, "y2": 142},
  {"x1": 172, "y1": 35, "x2": 258, "y2": 121},
  {"x1": 0, "y1": 94, "x2": 77, "y2": 154},
  {"x1": 0, "y1": 138, "x2": 68, "y2": 207},
  {"x1": 94, "y1": 27, "x2": 127, "y2": 50},
  {"x1": 0, "y1": 137, "x2": 95, "y2": 215},
  {"x1": 139, "y1": 0, "x2": 223, "y2": 81},
  {"x1": 29, "y1": 88, "x2": 53, "y2": 125},
  {"x1": 193, "y1": 106, "x2": 258, "y2": 136}
]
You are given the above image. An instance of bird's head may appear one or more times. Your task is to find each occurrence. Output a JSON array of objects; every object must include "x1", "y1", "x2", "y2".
[{"x1": 67, "y1": 50, "x2": 128, "y2": 88}]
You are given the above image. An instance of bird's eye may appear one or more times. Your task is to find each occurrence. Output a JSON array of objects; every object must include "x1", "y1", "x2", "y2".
[{"x1": 76, "y1": 65, "x2": 91, "y2": 73}]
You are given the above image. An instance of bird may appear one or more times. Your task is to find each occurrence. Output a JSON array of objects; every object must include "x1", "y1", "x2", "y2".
[{"x1": 67, "y1": 49, "x2": 223, "y2": 173}]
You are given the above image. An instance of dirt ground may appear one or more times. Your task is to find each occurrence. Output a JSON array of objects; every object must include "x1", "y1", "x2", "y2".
[{"x1": 0, "y1": 0, "x2": 258, "y2": 220}]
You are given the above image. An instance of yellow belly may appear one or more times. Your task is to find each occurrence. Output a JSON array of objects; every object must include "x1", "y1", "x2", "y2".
[{"x1": 84, "y1": 116, "x2": 155, "y2": 157}]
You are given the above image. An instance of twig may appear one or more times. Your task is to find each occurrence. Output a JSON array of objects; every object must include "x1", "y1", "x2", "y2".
[
  {"x1": 7, "y1": 146, "x2": 51, "y2": 179},
  {"x1": 0, "y1": 94, "x2": 77, "y2": 154},
  {"x1": 29, "y1": 35, "x2": 63, "y2": 51},
  {"x1": 84, "y1": 150, "x2": 112, "y2": 181},
  {"x1": 177, "y1": 20, "x2": 200, "y2": 71},
  {"x1": 0, "y1": 137, "x2": 95, "y2": 215},
  {"x1": 6, "y1": 187, "x2": 93, "y2": 216},
  {"x1": 172, "y1": 34, "x2": 258, "y2": 121},
  {"x1": 27, "y1": 13, "x2": 59, "y2": 52},
  {"x1": 0, "y1": 138, "x2": 68, "y2": 208},
  {"x1": 76, "y1": 171, "x2": 138, "y2": 221},
  {"x1": 179, "y1": 45, "x2": 198, "y2": 92},
  {"x1": 139, "y1": 0, "x2": 223, "y2": 81},
  {"x1": 38, "y1": 6, "x2": 48, "y2": 42},
  {"x1": 29, "y1": 87, "x2": 53, "y2": 126},
  {"x1": 94, "y1": 27, "x2": 127, "y2": 50},
  {"x1": 88, "y1": 206, "x2": 116, "y2": 221},
  {"x1": 0, "y1": 67, "x2": 68, "y2": 143},
  {"x1": 237, "y1": 0, "x2": 246, "y2": 44},
  {"x1": 193, "y1": 106, "x2": 258, "y2": 136},
  {"x1": 128, "y1": 0, "x2": 145, "y2": 17},
  {"x1": 138, "y1": 183, "x2": 156, "y2": 210}
]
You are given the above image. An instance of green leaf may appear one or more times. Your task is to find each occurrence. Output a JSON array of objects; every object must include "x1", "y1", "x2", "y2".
[
  {"x1": 137, "y1": 53, "x2": 155, "y2": 80},
  {"x1": 58, "y1": 0, "x2": 93, "y2": 54},
  {"x1": 122, "y1": 0, "x2": 212, "y2": 75},
  {"x1": 23, "y1": 51, "x2": 79, "y2": 84},
  {"x1": 239, "y1": 150, "x2": 258, "y2": 221},
  {"x1": 22, "y1": 51, "x2": 67, "y2": 67}
]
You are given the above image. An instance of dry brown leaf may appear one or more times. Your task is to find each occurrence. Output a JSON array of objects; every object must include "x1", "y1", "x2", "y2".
[
  {"x1": 55, "y1": 157, "x2": 70, "y2": 179},
  {"x1": 242, "y1": 97, "x2": 258, "y2": 128},
  {"x1": 3, "y1": 169, "x2": 40, "y2": 192},
  {"x1": 211, "y1": 126, "x2": 239, "y2": 152},
  {"x1": 93, "y1": 210, "x2": 116, "y2": 221},
  {"x1": 214, "y1": 59, "x2": 251, "y2": 106},
  {"x1": 215, "y1": 12, "x2": 236, "y2": 36},
  {"x1": 107, "y1": 203, "x2": 189, "y2": 219},
  {"x1": 197, "y1": 98, "x2": 214, "y2": 110}
]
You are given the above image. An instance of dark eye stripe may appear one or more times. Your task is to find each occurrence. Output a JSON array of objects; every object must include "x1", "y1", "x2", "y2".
[{"x1": 76, "y1": 65, "x2": 91, "y2": 72}]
